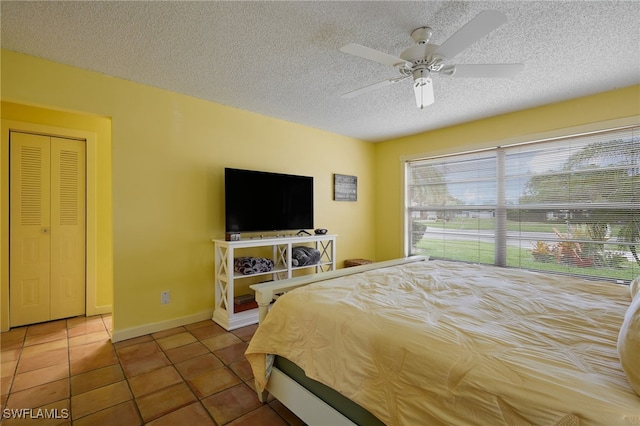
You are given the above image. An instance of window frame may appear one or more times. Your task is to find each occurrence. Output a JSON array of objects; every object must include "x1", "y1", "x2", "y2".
[{"x1": 404, "y1": 123, "x2": 639, "y2": 283}]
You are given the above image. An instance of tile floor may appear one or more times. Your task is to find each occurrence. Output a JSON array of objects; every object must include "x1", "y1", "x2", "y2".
[{"x1": 0, "y1": 315, "x2": 305, "y2": 425}]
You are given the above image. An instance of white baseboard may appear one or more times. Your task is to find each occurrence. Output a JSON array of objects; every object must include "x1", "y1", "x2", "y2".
[{"x1": 110, "y1": 310, "x2": 214, "y2": 343}]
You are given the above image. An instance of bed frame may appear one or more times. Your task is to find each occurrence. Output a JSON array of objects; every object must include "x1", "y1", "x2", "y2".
[{"x1": 248, "y1": 256, "x2": 428, "y2": 425}]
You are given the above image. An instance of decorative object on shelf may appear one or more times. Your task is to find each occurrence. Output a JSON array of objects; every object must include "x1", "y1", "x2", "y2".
[
  {"x1": 225, "y1": 232, "x2": 241, "y2": 241},
  {"x1": 234, "y1": 257, "x2": 275, "y2": 275},
  {"x1": 291, "y1": 246, "x2": 321, "y2": 267},
  {"x1": 334, "y1": 174, "x2": 357, "y2": 201},
  {"x1": 234, "y1": 294, "x2": 258, "y2": 313},
  {"x1": 344, "y1": 258, "x2": 373, "y2": 268},
  {"x1": 314, "y1": 228, "x2": 327, "y2": 235}
]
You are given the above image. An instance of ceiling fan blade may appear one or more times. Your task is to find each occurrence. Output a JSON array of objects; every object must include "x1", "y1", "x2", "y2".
[
  {"x1": 448, "y1": 63, "x2": 524, "y2": 78},
  {"x1": 341, "y1": 76, "x2": 409, "y2": 98},
  {"x1": 340, "y1": 43, "x2": 410, "y2": 68},
  {"x1": 434, "y1": 10, "x2": 507, "y2": 60}
]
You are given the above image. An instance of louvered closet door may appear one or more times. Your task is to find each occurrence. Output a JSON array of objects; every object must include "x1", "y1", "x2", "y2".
[
  {"x1": 9, "y1": 132, "x2": 85, "y2": 327},
  {"x1": 50, "y1": 137, "x2": 85, "y2": 319}
]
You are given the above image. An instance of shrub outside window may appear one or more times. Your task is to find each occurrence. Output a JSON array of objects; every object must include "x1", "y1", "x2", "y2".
[{"x1": 406, "y1": 126, "x2": 639, "y2": 282}]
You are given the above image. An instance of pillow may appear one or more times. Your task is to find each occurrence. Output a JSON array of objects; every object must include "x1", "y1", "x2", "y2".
[
  {"x1": 617, "y1": 295, "x2": 640, "y2": 397},
  {"x1": 630, "y1": 276, "x2": 639, "y2": 300}
]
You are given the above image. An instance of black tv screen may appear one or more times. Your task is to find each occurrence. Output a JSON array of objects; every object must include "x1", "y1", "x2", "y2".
[{"x1": 225, "y1": 168, "x2": 314, "y2": 233}]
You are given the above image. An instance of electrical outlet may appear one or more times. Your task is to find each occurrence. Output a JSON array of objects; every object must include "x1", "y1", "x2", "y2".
[{"x1": 161, "y1": 291, "x2": 170, "y2": 305}]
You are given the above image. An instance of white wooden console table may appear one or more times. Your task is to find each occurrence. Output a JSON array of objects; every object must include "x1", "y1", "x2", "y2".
[{"x1": 212, "y1": 234, "x2": 336, "y2": 330}]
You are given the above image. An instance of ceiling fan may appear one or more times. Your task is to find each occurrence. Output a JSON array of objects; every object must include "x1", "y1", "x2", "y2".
[{"x1": 340, "y1": 10, "x2": 524, "y2": 109}]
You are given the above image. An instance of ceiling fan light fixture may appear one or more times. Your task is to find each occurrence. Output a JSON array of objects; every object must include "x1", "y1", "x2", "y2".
[{"x1": 413, "y1": 69, "x2": 434, "y2": 109}]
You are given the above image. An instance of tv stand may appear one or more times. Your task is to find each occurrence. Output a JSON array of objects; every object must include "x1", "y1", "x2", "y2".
[{"x1": 212, "y1": 234, "x2": 336, "y2": 330}]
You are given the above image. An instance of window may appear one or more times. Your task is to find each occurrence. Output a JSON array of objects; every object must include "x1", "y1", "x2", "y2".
[{"x1": 406, "y1": 126, "x2": 639, "y2": 282}]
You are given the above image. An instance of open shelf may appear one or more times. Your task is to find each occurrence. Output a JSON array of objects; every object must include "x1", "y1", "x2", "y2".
[{"x1": 212, "y1": 234, "x2": 337, "y2": 330}]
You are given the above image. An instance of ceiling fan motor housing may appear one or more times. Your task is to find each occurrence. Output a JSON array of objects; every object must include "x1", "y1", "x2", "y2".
[{"x1": 399, "y1": 43, "x2": 446, "y2": 76}]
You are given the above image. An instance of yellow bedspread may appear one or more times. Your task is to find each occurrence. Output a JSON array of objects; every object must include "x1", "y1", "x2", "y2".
[{"x1": 245, "y1": 260, "x2": 640, "y2": 425}]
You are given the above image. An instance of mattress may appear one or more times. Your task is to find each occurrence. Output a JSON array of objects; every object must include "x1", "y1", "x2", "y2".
[{"x1": 245, "y1": 260, "x2": 640, "y2": 425}]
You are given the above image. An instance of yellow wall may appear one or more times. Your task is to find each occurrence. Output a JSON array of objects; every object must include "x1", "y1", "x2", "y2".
[
  {"x1": 374, "y1": 85, "x2": 640, "y2": 260},
  {"x1": 3, "y1": 47, "x2": 637, "y2": 338},
  {"x1": 1, "y1": 50, "x2": 376, "y2": 337}
]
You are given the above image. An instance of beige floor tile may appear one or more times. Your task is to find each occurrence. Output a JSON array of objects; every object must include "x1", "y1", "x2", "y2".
[
  {"x1": 5, "y1": 378, "x2": 69, "y2": 410},
  {"x1": 16, "y1": 347, "x2": 68, "y2": 374},
  {"x1": 20, "y1": 340, "x2": 67, "y2": 359},
  {"x1": 23, "y1": 329, "x2": 67, "y2": 348},
  {"x1": 164, "y1": 341, "x2": 209, "y2": 364},
  {"x1": 101, "y1": 315, "x2": 113, "y2": 334},
  {"x1": 184, "y1": 320, "x2": 216, "y2": 331},
  {"x1": 120, "y1": 351, "x2": 171, "y2": 378},
  {"x1": 1, "y1": 317, "x2": 304, "y2": 426},
  {"x1": 115, "y1": 341, "x2": 161, "y2": 361},
  {"x1": 68, "y1": 330, "x2": 111, "y2": 347},
  {"x1": 69, "y1": 340, "x2": 114, "y2": 362},
  {"x1": 269, "y1": 400, "x2": 306, "y2": 426},
  {"x1": 151, "y1": 327, "x2": 186, "y2": 340},
  {"x1": 227, "y1": 404, "x2": 288, "y2": 426},
  {"x1": 69, "y1": 342, "x2": 118, "y2": 376},
  {"x1": 232, "y1": 324, "x2": 258, "y2": 342},
  {"x1": 112, "y1": 335, "x2": 153, "y2": 350},
  {"x1": 1, "y1": 348, "x2": 21, "y2": 363},
  {"x1": 0, "y1": 329, "x2": 26, "y2": 351},
  {"x1": 201, "y1": 333, "x2": 242, "y2": 352},
  {"x1": 66, "y1": 315, "x2": 99, "y2": 328},
  {"x1": 11, "y1": 363, "x2": 69, "y2": 392},
  {"x1": 1, "y1": 374, "x2": 13, "y2": 397},
  {"x1": 155, "y1": 332, "x2": 197, "y2": 351},
  {"x1": 135, "y1": 382, "x2": 197, "y2": 422},
  {"x1": 201, "y1": 383, "x2": 261, "y2": 424},
  {"x1": 127, "y1": 365, "x2": 183, "y2": 398},
  {"x1": 187, "y1": 366, "x2": 241, "y2": 398},
  {"x1": 213, "y1": 342, "x2": 248, "y2": 365},
  {"x1": 229, "y1": 359, "x2": 254, "y2": 382},
  {"x1": 25, "y1": 320, "x2": 66, "y2": 336},
  {"x1": 146, "y1": 402, "x2": 215, "y2": 426},
  {"x1": 70, "y1": 364, "x2": 125, "y2": 395},
  {"x1": 1, "y1": 328, "x2": 26, "y2": 340},
  {"x1": 71, "y1": 380, "x2": 132, "y2": 419},
  {"x1": 71, "y1": 400, "x2": 141, "y2": 426},
  {"x1": 189, "y1": 323, "x2": 228, "y2": 341},
  {"x1": 67, "y1": 321, "x2": 107, "y2": 338},
  {"x1": 174, "y1": 353, "x2": 223, "y2": 380},
  {"x1": 1, "y1": 359, "x2": 17, "y2": 379}
]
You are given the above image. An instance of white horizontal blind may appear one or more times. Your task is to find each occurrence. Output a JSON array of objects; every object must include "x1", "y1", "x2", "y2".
[
  {"x1": 407, "y1": 150, "x2": 498, "y2": 264},
  {"x1": 406, "y1": 126, "x2": 640, "y2": 282}
]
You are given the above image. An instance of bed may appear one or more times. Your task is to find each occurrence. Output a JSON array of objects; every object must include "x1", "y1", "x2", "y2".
[{"x1": 245, "y1": 256, "x2": 640, "y2": 425}]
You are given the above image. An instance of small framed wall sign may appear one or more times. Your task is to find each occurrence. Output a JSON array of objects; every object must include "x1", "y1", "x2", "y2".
[{"x1": 334, "y1": 174, "x2": 357, "y2": 201}]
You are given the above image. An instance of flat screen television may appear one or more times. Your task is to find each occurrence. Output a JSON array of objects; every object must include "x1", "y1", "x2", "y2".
[{"x1": 224, "y1": 168, "x2": 314, "y2": 233}]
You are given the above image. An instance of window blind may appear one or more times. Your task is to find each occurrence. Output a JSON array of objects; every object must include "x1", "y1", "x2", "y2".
[{"x1": 406, "y1": 126, "x2": 639, "y2": 282}]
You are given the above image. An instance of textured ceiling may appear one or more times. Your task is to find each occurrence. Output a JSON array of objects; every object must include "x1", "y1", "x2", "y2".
[{"x1": 2, "y1": 1, "x2": 639, "y2": 142}]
